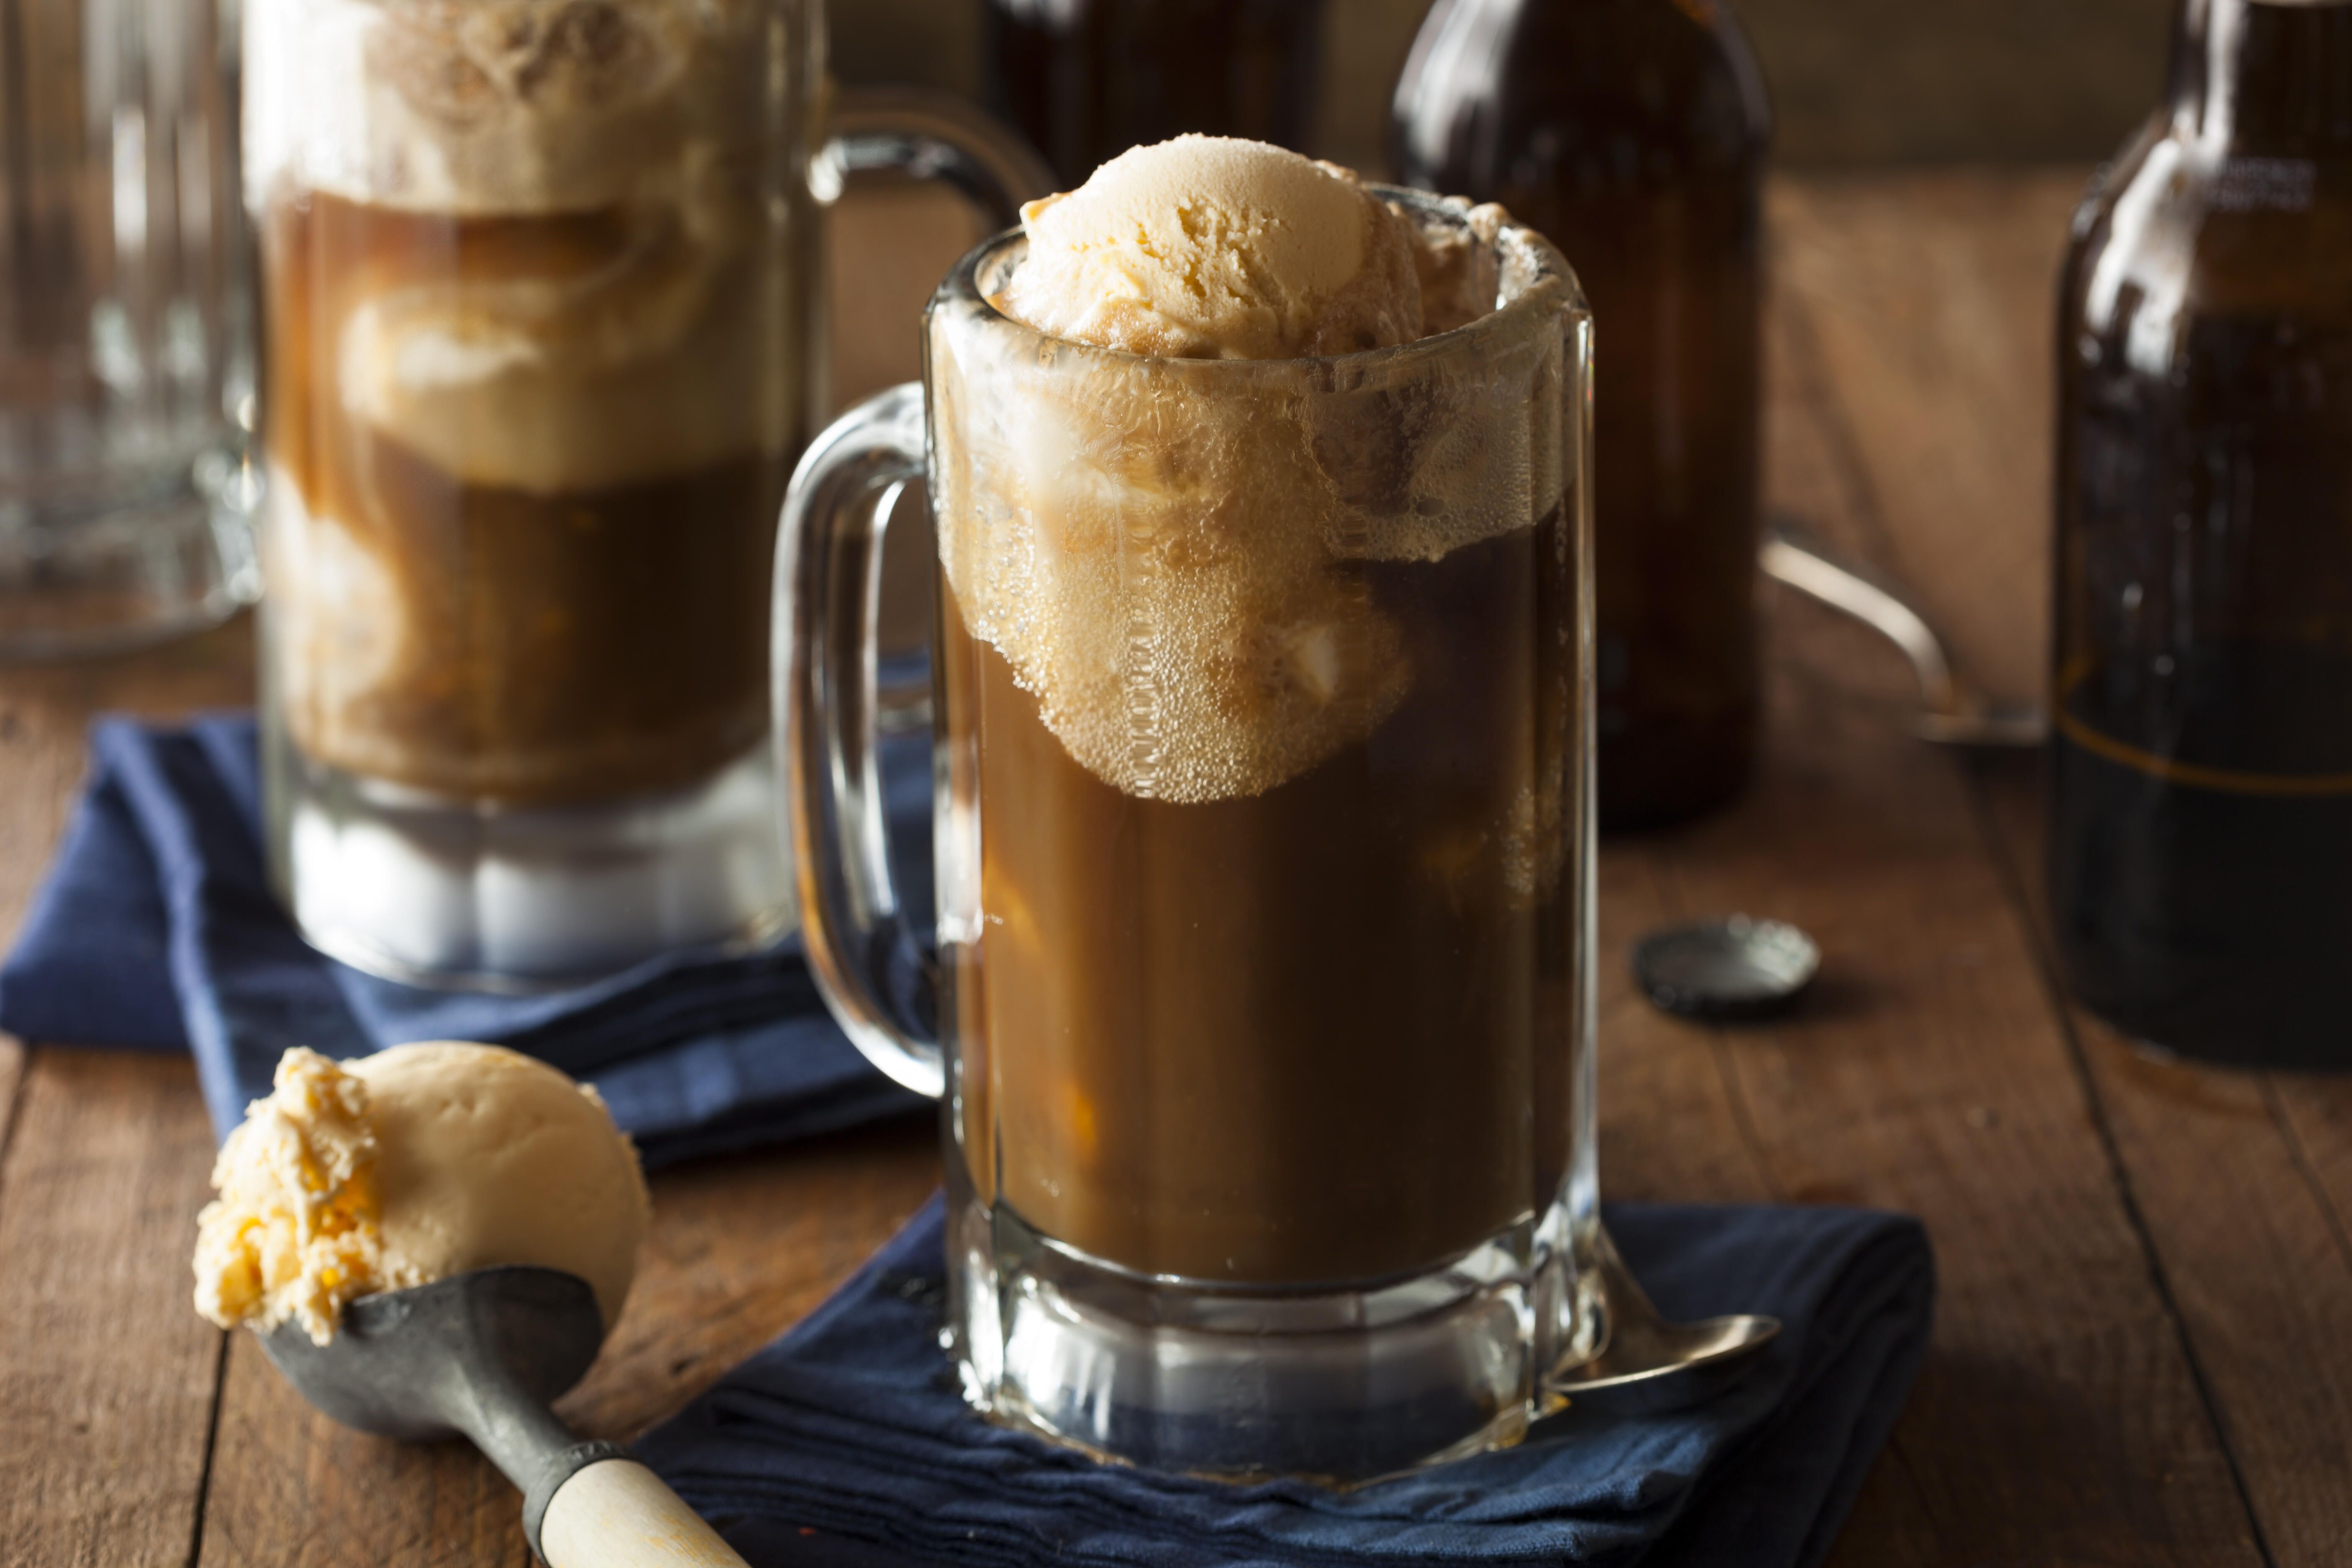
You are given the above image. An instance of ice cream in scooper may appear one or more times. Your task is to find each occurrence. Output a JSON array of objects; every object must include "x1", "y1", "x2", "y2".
[{"x1": 193, "y1": 1044, "x2": 748, "y2": 1568}]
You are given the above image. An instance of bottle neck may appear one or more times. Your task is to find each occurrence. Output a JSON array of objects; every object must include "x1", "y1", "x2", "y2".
[{"x1": 2166, "y1": 0, "x2": 2352, "y2": 150}]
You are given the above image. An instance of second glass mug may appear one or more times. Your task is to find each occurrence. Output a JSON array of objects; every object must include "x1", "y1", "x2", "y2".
[
  {"x1": 247, "y1": 0, "x2": 1043, "y2": 988},
  {"x1": 780, "y1": 191, "x2": 1600, "y2": 1480}
]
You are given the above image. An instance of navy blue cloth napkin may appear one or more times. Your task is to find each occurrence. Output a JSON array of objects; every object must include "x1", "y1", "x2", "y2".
[
  {"x1": 642, "y1": 1195, "x2": 1934, "y2": 1568},
  {"x1": 0, "y1": 715, "x2": 929, "y2": 1163}
]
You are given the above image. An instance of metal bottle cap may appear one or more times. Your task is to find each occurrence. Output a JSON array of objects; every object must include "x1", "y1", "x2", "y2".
[{"x1": 1632, "y1": 916, "x2": 1821, "y2": 1021}]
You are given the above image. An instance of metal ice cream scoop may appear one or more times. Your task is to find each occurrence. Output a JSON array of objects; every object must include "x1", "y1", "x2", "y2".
[
  {"x1": 1551, "y1": 1222, "x2": 1783, "y2": 1415},
  {"x1": 262, "y1": 1267, "x2": 749, "y2": 1568}
]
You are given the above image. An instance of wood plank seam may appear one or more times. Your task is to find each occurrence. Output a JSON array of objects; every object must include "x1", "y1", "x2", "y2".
[
  {"x1": 2260, "y1": 1076, "x2": 2352, "y2": 1289},
  {"x1": 1961, "y1": 763, "x2": 2285, "y2": 1568},
  {"x1": 0, "y1": 1036, "x2": 31, "y2": 1182},
  {"x1": 186, "y1": 1329, "x2": 229, "y2": 1568},
  {"x1": 1704, "y1": 1033, "x2": 1790, "y2": 1204},
  {"x1": 1763, "y1": 207, "x2": 2291, "y2": 1560},
  {"x1": 1626, "y1": 853, "x2": 1792, "y2": 1206},
  {"x1": 1971, "y1": 747, "x2": 2352, "y2": 1567},
  {"x1": 0, "y1": 1050, "x2": 229, "y2": 1567}
]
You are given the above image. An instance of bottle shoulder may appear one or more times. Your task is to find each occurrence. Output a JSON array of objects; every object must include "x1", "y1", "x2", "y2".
[
  {"x1": 2065, "y1": 121, "x2": 2352, "y2": 346},
  {"x1": 1506, "y1": 1, "x2": 1767, "y2": 152},
  {"x1": 1393, "y1": 0, "x2": 1769, "y2": 188}
]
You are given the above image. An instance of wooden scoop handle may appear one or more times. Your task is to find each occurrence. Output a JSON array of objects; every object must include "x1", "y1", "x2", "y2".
[{"x1": 538, "y1": 1458, "x2": 753, "y2": 1568}]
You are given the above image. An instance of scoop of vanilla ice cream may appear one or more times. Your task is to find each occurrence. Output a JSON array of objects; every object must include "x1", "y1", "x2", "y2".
[
  {"x1": 193, "y1": 1043, "x2": 651, "y2": 1345},
  {"x1": 358, "y1": 1043, "x2": 650, "y2": 1333},
  {"x1": 997, "y1": 136, "x2": 1425, "y2": 360}
]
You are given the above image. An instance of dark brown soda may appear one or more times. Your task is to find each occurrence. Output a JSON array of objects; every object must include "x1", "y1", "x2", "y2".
[
  {"x1": 982, "y1": 0, "x2": 1323, "y2": 187},
  {"x1": 936, "y1": 518, "x2": 1578, "y2": 1285},
  {"x1": 2051, "y1": 0, "x2": 2352, "y2": 1068},
  {"x1": 2053, "y1": 646, "x2": 2352, "y2": 1067},
  {"x1": 261, "y1": 190, "x2": 793, "y2": 804},
  {"x1": 1393, "y1": 0, "x2": 1769, "y2": 829}
]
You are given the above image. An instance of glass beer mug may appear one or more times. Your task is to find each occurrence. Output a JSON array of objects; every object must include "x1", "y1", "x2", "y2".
[
  {"x1": 779, "y1": 191, "x2": 1601, "y2": 1479},
  {"x1": 245, "y1": 0, "x2": 1040, "y2": 987}
]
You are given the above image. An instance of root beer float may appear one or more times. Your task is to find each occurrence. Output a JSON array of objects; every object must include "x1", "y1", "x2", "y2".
[
  {"x1": 248, "y1": 0, "x2": 816, "y2": 983},
  {"x1": 780, "y1": 137, "x2": 1600, "y2": 1476}
]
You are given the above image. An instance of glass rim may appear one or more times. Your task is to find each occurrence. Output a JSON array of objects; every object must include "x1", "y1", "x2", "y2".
[{"x1": 927, "y1": 183, "x2": 1586, "y2": 382}]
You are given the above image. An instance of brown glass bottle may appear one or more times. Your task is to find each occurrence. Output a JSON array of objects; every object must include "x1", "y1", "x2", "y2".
[
  {"x1": 2051, "y1": 0, "x2": 2352, "y2": 1069},
  {"x1": 982, "y1": 0, "x2": 1323, "y2": 187},
  {"x1": 1393, "y1": 0, "x2": 1769, "y2": 829}
]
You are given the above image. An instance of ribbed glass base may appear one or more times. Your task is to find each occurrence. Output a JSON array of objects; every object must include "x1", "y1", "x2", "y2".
[
  {"x1": 0, "y1": 464, "x2": 256, "y2": 661},
  {"x1": 268, "y1": 742, "x2": 793, "y2": 992},
  {"x1": 945, "y1": 1184, "x2": 1592, "y2": 1484}
]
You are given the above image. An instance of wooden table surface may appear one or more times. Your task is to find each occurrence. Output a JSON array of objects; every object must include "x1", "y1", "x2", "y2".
[{"x1": 5, "y1": 168, "x2": 2351, "y2": 1568}]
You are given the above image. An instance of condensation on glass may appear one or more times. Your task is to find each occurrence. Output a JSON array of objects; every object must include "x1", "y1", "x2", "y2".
[
  {"x1": 0, "y1": 0, "x2": 257, "y2": 658},
  {"x1": 2053, "y1": 0, "x2": 2352, "y2": 1068},
  {"x1": 779, "y1": 192, "x2": 1601, "y2": 1482}
]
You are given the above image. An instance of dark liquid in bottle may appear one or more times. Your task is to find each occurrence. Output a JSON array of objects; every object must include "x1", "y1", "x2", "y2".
[
  {"x1": 2052, "y1": 0, "x2": 2352, "y2": 1068},
  {"x1": 2053, "y1": 645, "x2": 2352, "y2": 1068},
  {"x1": 983, "y1": 0, "x2": 1323, "y2": 187},
  {"x1": 1394, "y1": 0, "x2": 1770, "y2": 829}
]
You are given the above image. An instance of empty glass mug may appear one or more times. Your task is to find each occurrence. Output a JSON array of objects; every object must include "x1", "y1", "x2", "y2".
[
  {"x1": 246, "y1": 0, "x2": 1040, "y2": 987},
  {"x1": 0, "y1": 0, "x2": 257, "y2": 659},
  {"x1": 779, "y1": 191, "x2": 1599, "y2": 1480}
]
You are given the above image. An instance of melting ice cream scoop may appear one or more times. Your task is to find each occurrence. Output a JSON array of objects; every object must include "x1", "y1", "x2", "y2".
[
  {"x1": 995, "y1": 134, "x2": 1427, "y2": 359},
  {"x1": 195, "y1": 1042, "x2": 650, "y2": 1345},
  {"x1": 196, "y1": 1045, "x2": 744, "y2": 1567}
]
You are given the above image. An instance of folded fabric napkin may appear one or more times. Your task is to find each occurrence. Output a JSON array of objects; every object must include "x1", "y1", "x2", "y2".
[
  {"x1": 0, "y1": 715, "x2": 929, "y2": 1162},
  {"x1": 642, "y1": 1195, "x2": 1934, "y2": 1568}
]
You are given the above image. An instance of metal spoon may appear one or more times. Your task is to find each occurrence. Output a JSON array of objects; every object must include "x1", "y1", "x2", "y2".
[
  {"x1": 1552, "y1": 1223, "x2": 1783, "y2": 1415},
  {"x1": 1760, "y1": 528, "x2": 2046, "y2": 748},
  {"x1": 262, "y1": 1267, "x2": 750, "y2": 1568}
]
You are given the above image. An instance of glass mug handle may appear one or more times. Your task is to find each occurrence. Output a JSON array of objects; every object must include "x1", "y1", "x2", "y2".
[
  {"x1": 828, "y1": 88, "x2": 1054, "y2": 233},
  {"x1": 775, "y1": 385, "x2": 944, "y2": 1098},
  {"x1": 779, "y1": 96, "x2": 1042, "y2": 1096}
]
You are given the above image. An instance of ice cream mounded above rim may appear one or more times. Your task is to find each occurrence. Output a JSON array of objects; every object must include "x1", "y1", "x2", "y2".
[
  {"x1": 993, "y1": 135, "x2": 1504, "y2": 360},
  {"x1": 938, "y1": 137, "x2": 1564, "y2": 807}
]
